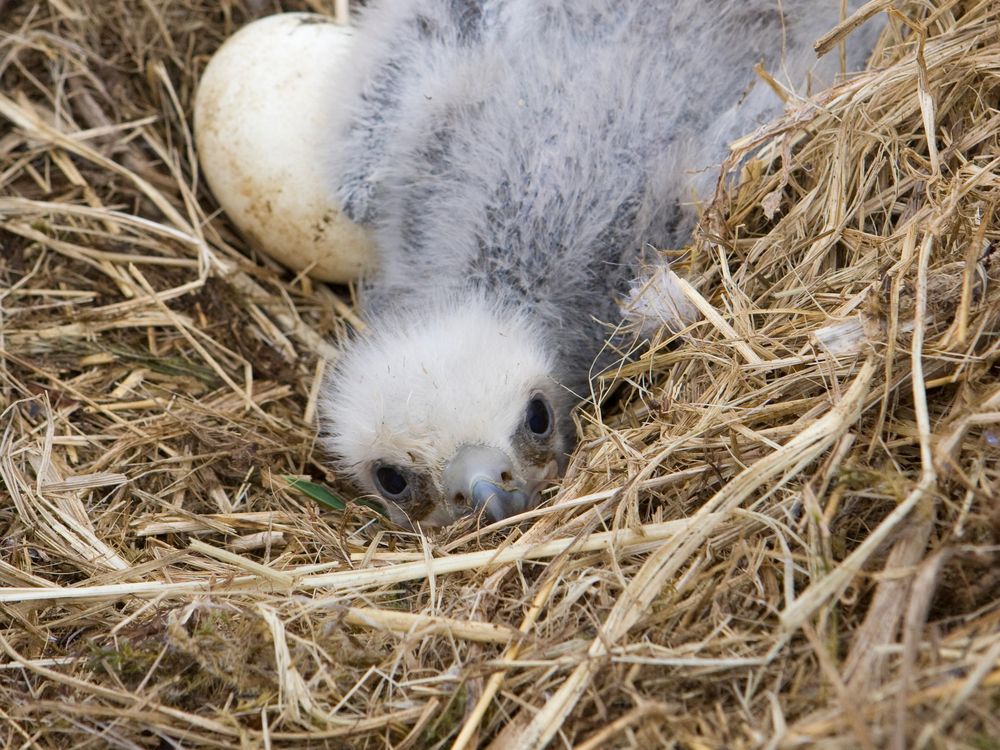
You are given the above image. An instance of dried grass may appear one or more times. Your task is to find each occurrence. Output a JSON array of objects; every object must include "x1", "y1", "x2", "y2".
[{"x1": 1, "y1": 1, "x2": 999, "y2": 748}]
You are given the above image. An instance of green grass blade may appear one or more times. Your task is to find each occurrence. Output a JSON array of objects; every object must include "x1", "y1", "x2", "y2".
[{"x1": 283, "y1": 476, "x2": 387, "y2": 516}]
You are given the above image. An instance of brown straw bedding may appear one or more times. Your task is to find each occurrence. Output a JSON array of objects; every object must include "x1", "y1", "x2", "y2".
[{"x1": 0, "y1": 1, "x2": 998, "y2": 747}]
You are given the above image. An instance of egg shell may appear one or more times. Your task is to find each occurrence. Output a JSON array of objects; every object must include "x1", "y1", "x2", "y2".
[{"x1": 194, "y1": 13, "x2": 374, "y2": 283}]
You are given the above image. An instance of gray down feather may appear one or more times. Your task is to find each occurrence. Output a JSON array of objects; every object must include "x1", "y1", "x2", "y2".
[{"x1": 331, "y1": 0, "x2": 880, "y2": 394}]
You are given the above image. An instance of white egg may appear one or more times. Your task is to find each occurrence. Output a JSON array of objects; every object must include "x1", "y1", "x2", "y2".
[{"x1": 194, "y1": 13, "x2": 374, "y2": 283}]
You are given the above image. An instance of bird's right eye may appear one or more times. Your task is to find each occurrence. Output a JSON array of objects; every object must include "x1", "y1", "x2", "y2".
[
  {"x1": 525, "y1": 395, "x2": 552, "y2": 437},
  {"x1": 375, "y1": 465, "x2": 408, "y2": 497}
]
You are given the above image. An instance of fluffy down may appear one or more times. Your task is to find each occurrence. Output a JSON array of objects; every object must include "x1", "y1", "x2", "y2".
[
  {"x1": 322, "y1": 296, "x2": 570, "y2": 526},
  {"x1": 321, "y1": 0, "x2": 881, "y2": 527}
]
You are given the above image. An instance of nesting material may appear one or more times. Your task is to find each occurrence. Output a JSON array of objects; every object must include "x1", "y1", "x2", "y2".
[{"x1": 1, "y1": 2, "x2": 998, "y2": 749}]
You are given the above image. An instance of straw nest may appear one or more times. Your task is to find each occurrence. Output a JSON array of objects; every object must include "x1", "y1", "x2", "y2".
[{"x1": 1, "y1": 1, "x2": 998, "y2": 747}]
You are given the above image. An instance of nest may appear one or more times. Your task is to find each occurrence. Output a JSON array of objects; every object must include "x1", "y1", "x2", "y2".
[{"x1": 1, "y1": 1, "x2": 998, "y2": 747}]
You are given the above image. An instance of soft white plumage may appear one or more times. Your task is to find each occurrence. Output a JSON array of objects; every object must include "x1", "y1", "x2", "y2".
[
  {"x1": 323, "y1": 296, "x2": 568, "y2": 526},
  {"x1": 321, "y1": 0, "x2": 881, "y2": 527}
]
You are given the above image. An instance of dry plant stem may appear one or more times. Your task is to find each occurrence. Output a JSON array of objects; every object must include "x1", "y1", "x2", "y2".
[
  {"x1": 912, "y1": 21, "x2": 941, "y2": 178},
  {"x1": 443, "y1": 465, "x2": 709, "y2": 549},
  {"x1": 0, "y1": 515, "x2": 728, "y2": 604},
  {"x1": 2, "y1": 3, "x2": 998, "y2": 746},
  {"x1": 128, "y1": 265, "x2": 274, "y2": 423},
  {"x1": 894, "y1": 549, "x2": 949, "y2": 750},
  {"x1": 452, "y1": 574, "x2": 560, "y2": 750},
  {"x1": 802, "y1": 622, "x2": 878, "y2": 750},
  {"x1": 1, "y1": 212, "x2": 337, "y2": 365},
  {"x1": 573, "y1": 702, "x2": 671, "y2": 750},
  {"x1": 674, "y1": 274, "x2": 766, "y2": 366},
  {"x1": 843, "y1": 511, "x2": 934, "y2": 689},
  {"x1": 0, "y1": 631, "x2": 242, "y2": 738},
  {"x1": 759, "y1": 669, "x2": 1000, "y2": 743},
  {"x1": 814, "y1": 0, "x2": 894, "y2": 56},
  {"x1": 0, "y1": 92, "x2": 196, "y2": 237},
  {"x1": 915, "y1": 639, "x2": 1000, "y2": 749},
  {"x1": 259, "y1": 603, "x2": 325, "y2": 725},
  {"x1": 339, "y1": 606, "x2": 518, "y2": 645},
  {"x1": 782, "y1": 234, "x2": 938, "y2": 633},
  {"x1": 847, "y1": 224, "x2": 931, "y2": 686},
  {"x1": 934, "y1": 385, "x2": 1000, "y2": 474},
  {"x1": 393, "y1": 698, "x2": 444, "y2": 750},
  {"x1": 513, "y1": 359, "x2": 876, "y2": 750}
]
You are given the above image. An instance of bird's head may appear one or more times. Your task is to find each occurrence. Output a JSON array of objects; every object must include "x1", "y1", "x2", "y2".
[{"x1": 320, "y1": 297, "x2": 572, "y2": 528}]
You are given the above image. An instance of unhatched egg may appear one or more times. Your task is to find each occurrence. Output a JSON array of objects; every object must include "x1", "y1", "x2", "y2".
[{"x1": 194, "y1": 13, "x2": 374, "y2": 283}]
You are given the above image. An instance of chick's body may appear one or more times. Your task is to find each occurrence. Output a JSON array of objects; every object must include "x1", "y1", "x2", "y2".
[{"x1": 322, "y1": 0, "x2": 879, "y2": 527}]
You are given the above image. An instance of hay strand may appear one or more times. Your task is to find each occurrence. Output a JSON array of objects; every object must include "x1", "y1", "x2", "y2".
[{"x1": 2, "y1": 1, "x2": 999, "y2": 747}]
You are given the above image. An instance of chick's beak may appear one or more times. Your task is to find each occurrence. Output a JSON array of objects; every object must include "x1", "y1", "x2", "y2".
[{"x1": 443, "y1": 445, "x2": 529, "y2": 522}]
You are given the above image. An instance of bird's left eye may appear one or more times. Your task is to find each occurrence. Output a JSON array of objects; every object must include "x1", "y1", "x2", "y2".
[
  {"x1": 525, "y1": 395, "x2": 552, "y2": 437},
  {"x1": 375, "y1": 465, "x2": 409, "y2": 498}
]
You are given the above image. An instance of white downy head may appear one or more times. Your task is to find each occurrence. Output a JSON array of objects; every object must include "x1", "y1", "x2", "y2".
[{"x1": 321, "y1": 297, "x2": 571, "y2": 527}]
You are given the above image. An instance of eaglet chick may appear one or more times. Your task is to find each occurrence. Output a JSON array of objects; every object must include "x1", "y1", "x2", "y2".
[{"x1": 321, "y1": 0, "x2": 880, "y2": 527}]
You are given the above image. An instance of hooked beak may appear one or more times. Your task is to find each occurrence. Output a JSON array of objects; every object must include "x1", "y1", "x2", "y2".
[{"x1": 443, "y1": 445, "x2": 530, "y2": 522}]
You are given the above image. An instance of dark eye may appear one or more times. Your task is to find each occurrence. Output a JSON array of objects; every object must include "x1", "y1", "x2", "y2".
[
  {"x1": 525, "y1": 396, "x2": 552, "y2": 436},
  {"x1": 375, "y1": 466, "x2": 408, "y2": 497}
]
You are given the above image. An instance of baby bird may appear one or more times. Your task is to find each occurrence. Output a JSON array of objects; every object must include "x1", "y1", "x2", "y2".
[{"x1": 321, "y1": 0, "x2": 879, "y2": 528}]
